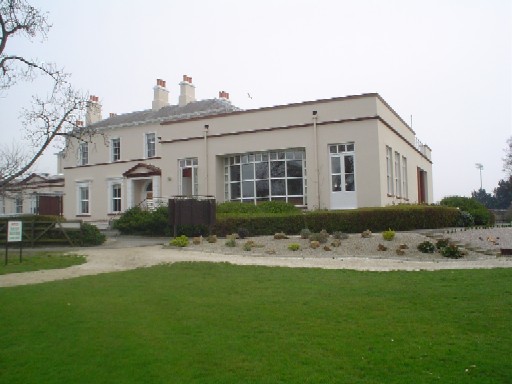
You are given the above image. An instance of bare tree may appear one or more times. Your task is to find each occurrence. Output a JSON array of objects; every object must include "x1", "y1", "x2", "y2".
[{"x1": 0, "y1": 0, "x2": 100, "y2": 188}]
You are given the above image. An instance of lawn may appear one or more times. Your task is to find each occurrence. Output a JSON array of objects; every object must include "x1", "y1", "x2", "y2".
[
  {"x1": 0, "y1": 251, "x2": 86, "y2": 275},
  {"x1": 1, "y1": 263, "x2": 511, "y2": 383}
]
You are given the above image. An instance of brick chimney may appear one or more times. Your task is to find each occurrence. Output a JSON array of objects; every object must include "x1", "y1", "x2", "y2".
[
  {"x1": 152, "y1": 78, "x2": 169, "y2": 111},
  {"x1": 85, "y1": 95, "x2": 102, "y2": 125},
  {"x1": 179, "y1": 75, "x2": 196, "y2": 107},
  {"x1": 219, "y1": 91, "x2": 230, "y2": 100}
]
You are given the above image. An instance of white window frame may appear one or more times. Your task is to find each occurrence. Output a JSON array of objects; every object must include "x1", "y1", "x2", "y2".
[
  {"x1": 107, "y1": 179, "x2": 123, "y2": 213},
  {"x1": 111, "y1": 138, "x2": 121, "y2": 162},
  {"x1": 386, "y1": 146, "x2": 393, "y2": 195},
  {"x1": 394, "y1": 151, "x2": 401, "y2": 198},
  {"x1": 178, "y1": 158, "x2": 198, "y2": 196},
  {"x1": 15, "y1": 195, "x2": 23, "y2": 214},
  {"x1": 78, "y1": 142, "x2": 89, "y2": 166},
  {"x1": 145, "y1": 133, "x2": 156, "y2": 158},
  {"x1": 76, "y1": 181, "x2": 91, "y2": 215},
  {"x1": 402, "y1": 156, "x2": 408, "y2": 199},
  {"x1": 30, "y1": 195, "x2": 38, "y2": 214}
]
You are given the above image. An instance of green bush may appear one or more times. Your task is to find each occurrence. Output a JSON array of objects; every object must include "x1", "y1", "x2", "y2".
[
  {"x1": 225, "y1": 237, "x2": 237, "y2": 247},
  {"x1": 217, "y1": 201, "x2": 299, "y2": 215},
  {"x1": 436, "y1": 239, "x2": 450, "y2": 249},
  {"x1": 456, "y1": 211, "x2": 475, "y2": 227},
  {"x1": 309, "y1": 232, "x2": 329, "y2": 244},
  {"x1": 382, "y1": 229, "x2": 396, "y2": 241},
  {"x1": 440, "y1": 244, "x2": 463, "y2": 258},
  {"x1": 169, "y1": 235, "x2": 189, "y2": 247},
  {"x1": 417, "y1": 241, "x2": 436, "y2": 253},
  {"x1": 288, "y1": 243, "x2": 301, "y2": 251},
  {"x1": 113, "y1": 206, "x2": 171, "y2": 236},
  {"x1": 332, "y1": 231, "x2": 349, "y2": 240},
  {"x1": 77, "y1": 223, "x2": 106, "y2": 246},
  {"x1": 440, "y1": 196, "x2": 494, "y2": 226},
  {"x1": 237, "y1": 227, "x2": 250, "y2": 239},
  {"x1": 300, "y1": 228, "x2": 311, "y2": 239}
]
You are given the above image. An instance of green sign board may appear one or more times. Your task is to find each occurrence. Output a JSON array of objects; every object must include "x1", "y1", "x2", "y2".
[{"x1": 7, "y1": 221, "x2": 23, "y2": 242}]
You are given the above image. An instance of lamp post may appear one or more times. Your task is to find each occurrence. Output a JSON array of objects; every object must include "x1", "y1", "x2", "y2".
[{"x1": 475, "y1": 163, "x2": 483, "y2": 190}]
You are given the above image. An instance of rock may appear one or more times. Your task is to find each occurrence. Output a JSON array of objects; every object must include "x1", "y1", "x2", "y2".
[
  {"x1": 378, "y1": 243, "x2": 388, "y2": 251},
  {"x1": 310, "y1": 241, "x2": 320, "y2": 249}
]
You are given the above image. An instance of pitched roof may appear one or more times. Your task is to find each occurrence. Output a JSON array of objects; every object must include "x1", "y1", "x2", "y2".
[{"x1": 91, "y1": 98, "x2": 241, "y2": 129}]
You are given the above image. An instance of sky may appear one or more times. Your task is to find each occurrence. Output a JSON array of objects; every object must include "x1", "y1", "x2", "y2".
[{"x1": 0, "y1": 0, "x2": 510, "y2": 202}]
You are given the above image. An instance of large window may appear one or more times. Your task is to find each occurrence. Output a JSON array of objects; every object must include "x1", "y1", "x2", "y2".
[
  {"x1": 329, "y1": 143, "x2": 355, "y2": 192},
  {"x1": 402, "y1": 156, "x2": 408, "y2": 199},
  {"x1": 145, "y1": 133, "x2": 156, "y2": 158},
  {"x1": 386, "y1": 146, "x2": 393, "y2": 195},
  {"x1": 77, "y1": 183, "x2": 90, "y2": 215},
  {"x1": 112, "y1": 184, "x2": 122, "y2": 212},
  {"x1": 394, "y1": 151, "x2": 401, "y2": 197},
  {"x1": 224, "y1": 149, "x2": 306, "y2": 206},
  {"x1": 111, "y1": 138, "x2": 121, "y2": 162},
  {"x1": 79, "y1": 142, "x2": 88, "y2": 166},
  {"x1": 15, "y1": 196, "x2": 23, "y2": 214}
]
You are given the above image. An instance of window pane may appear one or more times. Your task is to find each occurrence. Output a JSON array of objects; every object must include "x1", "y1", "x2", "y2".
[
  {"x1": 256, "y1": 180, "x2": 269, "y2": 197},
  {"x1": 242, "y1": 163, "x2": 254, "y2": 180},
  {"x1": 331, "y1": 156, "x2": 341, "y2": 174},
  {"x1": 255, "y1": 162, "x2": 269, "y2": 179},
  {"x1": 332, "y1": 175, "x2": 342, "y2": 191},
  {"x1": 270, "y1": 161, "x2": 285, "y2": 177},
  {"x1": 271, "y1": 179, "x2": 286, "y2": 195},
  {"x1": 287, "y1": 179, "x2": 303, "y2": 195},
  {"x1": 287, "y1": 160, "x2": 303, "y2": 178},
  {"x1": 242, "y1": 181, "x2": 254, "y2": 198},
  {"x1": 230, "y1": 182, "x2": 240, "y2": 199},
  {"x1": 230, "y1": 165, "x2": 240, "y2": 181},
  {"x1": 346, "y1": 143, "x2": 354, "y2": 152},
  {"x1": 345, "y1": 174, "x2": 355, "y2": 191},
  {"x1": 344, "y1": 155, "x2": 354, "y2": 174},
  {"x1": 329, "y1": 145, "x2": 337, "y2": 153}
]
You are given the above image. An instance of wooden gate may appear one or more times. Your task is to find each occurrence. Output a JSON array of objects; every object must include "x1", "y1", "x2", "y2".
[{"x1": 37, "y1": 195, "x2": 63, "y2": 216}]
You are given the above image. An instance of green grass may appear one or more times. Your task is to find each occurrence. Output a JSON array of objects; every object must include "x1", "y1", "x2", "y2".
[
  {"x1": 1, "y1": 263, "x2": 511, "y2": 383},
  {"x1": 0, "y1": 251, "x2": 86, "y2": 275}
]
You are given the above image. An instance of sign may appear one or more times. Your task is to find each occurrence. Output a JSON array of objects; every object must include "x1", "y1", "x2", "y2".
[{"x1": 7, "y1": 221, "x2": 23, "y2": 242}]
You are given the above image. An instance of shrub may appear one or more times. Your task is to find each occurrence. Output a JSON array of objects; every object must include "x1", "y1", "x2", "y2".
[
  {"x1": 332, "y1": 231, "x2": 349, "y2": 240},
  {"x1": 300, "y1": 228, "x2": 311, "y2": 239},
  {"x1": 113, "y1": 206, "x2": 171, "y2": 236},
  {"x1": 274, "y1": 232, "x2": 289, "y2": 239},
  {"x1": 456, "y1": 211, "x2": 475, "y2": 227},
  {"x1": 361, "y1": 230, "x2": 372, "y2": 238},
  {"x1": 288, "y1": 243, "x2": 301, "y2": 251},
  {"x1": 417, "y1": 241, "x2": 436, "y2": 253},
  {"x1": 436, "y1": 239, "x2": 450, "y2": 249},
  {"x1": 440, "y1": 244, "x2": 463, "y2": 258},
  {"x1": 79, "y1": 223, "x2": 106, "y2": 246},
  {"x1": 207, "y1": 235, "x2": 217, "y2": 243},
  {"x1": 382, "y1": 229, "x2": 396, "y2": 241},
  {"x1": 170, "y1": 235, "x2": 189, "y2": 247},
  {"x1": 440, "y1": 196, "x2": 494, "y2": 226},
  {"x1": 225, "y1": 237, "x2": 237, "y2": 247},
  {"x1": 309, "y1": 232, "x2": 329, "y2": 244},
  {"x1": 243, "y1": 241, "x2": 253, "y2": 251},
  {"x1": 217, "y1": 201, "x2": 299, "y2": 215}
]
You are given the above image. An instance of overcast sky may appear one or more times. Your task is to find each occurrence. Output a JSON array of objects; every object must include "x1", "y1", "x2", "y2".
[{"x1": 1, "y1": 0, "x2": 510, "y2": 202}]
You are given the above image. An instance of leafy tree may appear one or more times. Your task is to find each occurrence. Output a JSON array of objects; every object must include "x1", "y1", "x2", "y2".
[
  {"x1": 504, "y1": 137, "x2": 512, "y2": 176},
  {"x1": 471, "y1": 188, "x2": 497, "y2": 209},
  {"x1": 0, "y1": 0, "x2": 98, "y2": 188},
  {"x1": 493, "y1": 176, "x2": 512, "y2": 209}
]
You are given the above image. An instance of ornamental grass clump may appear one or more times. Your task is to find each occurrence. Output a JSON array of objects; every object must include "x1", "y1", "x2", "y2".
[
  {"x1": 300, "y1": 228, "x2": 311, "y2": 239},
  {"x1": 170, "y1": 235, "x2": 189, "y2": 247}
]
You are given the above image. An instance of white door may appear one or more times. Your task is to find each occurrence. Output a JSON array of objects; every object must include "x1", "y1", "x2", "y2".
[{"x1": 329, "y1": 144, "x2": 357, "y2": 209}]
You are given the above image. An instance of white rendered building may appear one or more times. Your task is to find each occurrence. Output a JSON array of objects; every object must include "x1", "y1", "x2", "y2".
[{"x1": 59, "y1": 75, "x2": 433, "y2": 224}]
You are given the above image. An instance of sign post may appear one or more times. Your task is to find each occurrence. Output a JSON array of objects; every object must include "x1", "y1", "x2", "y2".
[{"x1": 5, "y1": 221, "x2": 23, "y2": 265}]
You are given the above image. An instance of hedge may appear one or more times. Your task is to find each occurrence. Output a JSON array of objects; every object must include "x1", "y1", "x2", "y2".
[{"x1": 212, "y1": 206, "x2": 460, "y2": 236}]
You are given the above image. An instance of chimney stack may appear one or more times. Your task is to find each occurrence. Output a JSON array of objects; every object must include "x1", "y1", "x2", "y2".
[
  {"x1": 85, "y1": 95, "x2": 102, "y2": 125},
  {"x1": 179, "y1": 74, "x2": 196, "y2": 107},
  {"x1": 152, "y1": 78, "x2": 169, "y2": 111},
  {"x1": 219, "y1": 91, "x2": 230, "y2": 100}
]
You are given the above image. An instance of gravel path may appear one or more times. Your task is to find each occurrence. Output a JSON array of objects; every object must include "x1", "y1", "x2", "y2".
[{"x1": 1, "y1": 229, "x2": 511, "y2": 288}]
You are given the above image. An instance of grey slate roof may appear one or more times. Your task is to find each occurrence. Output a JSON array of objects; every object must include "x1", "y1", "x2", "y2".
[{"x1": 90, "y1": 98, "x2": 241, "y2": 129}]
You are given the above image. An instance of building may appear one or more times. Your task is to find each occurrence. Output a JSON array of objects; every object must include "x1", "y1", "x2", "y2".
[
  {"x1": 59, "y1": 75, "x2": 433, "y2": 225},
  {"x1": 0, "y1": 173, "x2": 64, "y2": 216}
]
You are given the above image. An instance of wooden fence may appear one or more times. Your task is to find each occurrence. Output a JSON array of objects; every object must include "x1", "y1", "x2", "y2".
[{"x1": 0, "y1": 220, "x2": 82, "y2": 247}]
